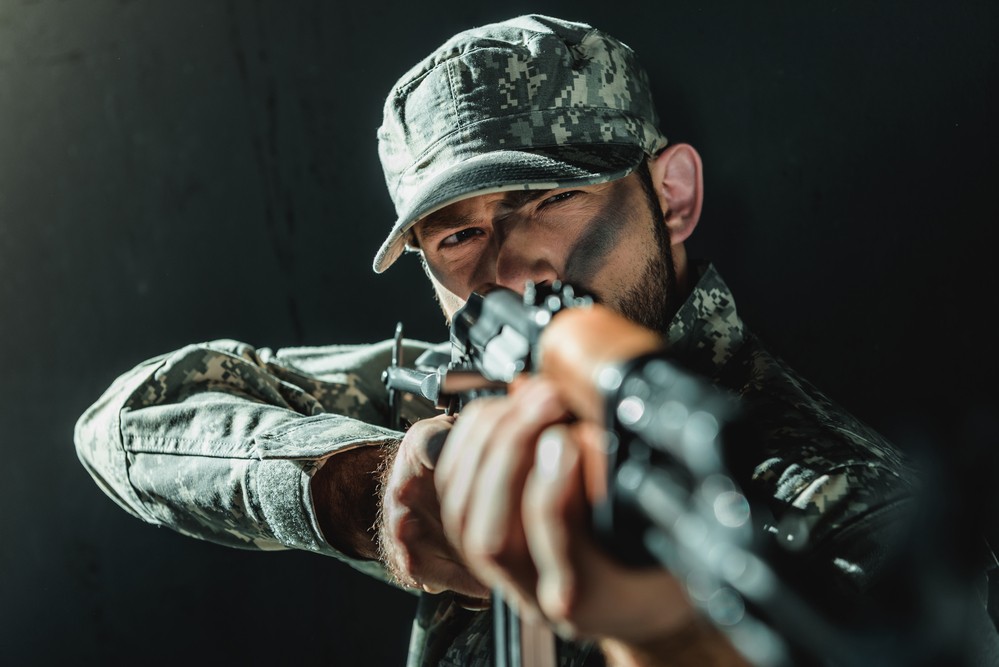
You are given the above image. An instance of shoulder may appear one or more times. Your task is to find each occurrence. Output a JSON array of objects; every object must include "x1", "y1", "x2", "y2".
[{"x1": 726, "y1": 335, "x2": 920, "y2": 588}]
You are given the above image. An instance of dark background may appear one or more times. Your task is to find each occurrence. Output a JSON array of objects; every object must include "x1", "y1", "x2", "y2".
[{"x1": 2, "y1": 1, "x2": 997, "y2": 665}]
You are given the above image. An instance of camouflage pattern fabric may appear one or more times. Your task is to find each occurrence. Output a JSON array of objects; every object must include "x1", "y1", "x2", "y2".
[
  {"x1": 75, "y1": 263, "x2": 915, "y2": 665},
  {"x1": 666, "y1": 263, "x2": 915, "y2": 581},
  {"x1": 373, "y1": 15, "x2": 669, "y2": 272},
  {"x1": 75, "y1": 337, "x2": 442, "y2": 581},
  {"x1": 408, "y1": 593, "x2": 602, "y2": 667}
]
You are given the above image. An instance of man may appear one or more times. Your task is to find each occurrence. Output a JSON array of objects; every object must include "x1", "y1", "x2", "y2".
[{"x1": 74, "y1": 14, "x2": 994, "y2": 667}]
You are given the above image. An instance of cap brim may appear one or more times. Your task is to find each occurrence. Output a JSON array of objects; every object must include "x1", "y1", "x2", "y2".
[{"x1": 372, "y1": 143, "x2": 646, "y2": 273}]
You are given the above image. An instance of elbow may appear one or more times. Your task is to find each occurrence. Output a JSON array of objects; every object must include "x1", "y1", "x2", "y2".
[{"x1": 73, "y1": 383, "x2": 157, "y2": 524}]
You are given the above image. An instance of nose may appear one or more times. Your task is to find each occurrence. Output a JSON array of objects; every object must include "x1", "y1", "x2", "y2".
[{"x1": 491, "y1": 220, "x2": 559, "y2": 293}]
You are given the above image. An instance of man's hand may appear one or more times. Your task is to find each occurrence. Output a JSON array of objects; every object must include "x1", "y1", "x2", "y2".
[
  {"x1": 434, "y1": 380, "x2": 694, "y2": 638},
  {"x1": 433, "y1": 378, "x2": 751, "y2": 666},
  {"x1": 378, "y1": 413, "x2": 490, "y2": 604}
]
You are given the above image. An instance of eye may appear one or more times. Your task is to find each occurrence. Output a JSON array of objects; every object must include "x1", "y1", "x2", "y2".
[
  {"x1": 540, "y1": 190, "x2": 579, "y2": 207},
  {"x1": 439, "y1": 227, "x2": 484, "y2": 249}
]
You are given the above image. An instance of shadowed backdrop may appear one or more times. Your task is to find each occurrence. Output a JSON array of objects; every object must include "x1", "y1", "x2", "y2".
[{"x1": 1, "y1": 1, "x2": 997, "y2": 664}]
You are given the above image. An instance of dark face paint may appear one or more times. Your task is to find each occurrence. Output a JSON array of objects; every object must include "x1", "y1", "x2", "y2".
[
  {"x1": 563, "y1": 172, "x2": 679, "y2": 334},
  {"x1": 616, "y1": 220, "x2": 677, "y2": 334},
  {"x1": 563, "y1": 178, "x2": 632, "y2": 288}
]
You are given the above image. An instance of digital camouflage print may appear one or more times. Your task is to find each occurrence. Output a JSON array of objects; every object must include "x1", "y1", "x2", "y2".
[
  {"x1": 76, "y1": 337, "x2": 441, "y2": 581},
  {"x1": 667, "y1": 264, "x2": 915, "y2": 571},
  {"x1": 408, "y1": 593, "x2": 601, "y2": 667},
  {"x1": 374, "y1": 15, "x2": 669, "y2": 273},
  {"x1": 76, "y1": 262, "x2": 916, "y2": 666}
]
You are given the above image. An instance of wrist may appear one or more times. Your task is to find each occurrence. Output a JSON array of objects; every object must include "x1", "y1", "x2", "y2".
[{"x1": 311, "y1": 443, "x2": 394, "y2": 560}]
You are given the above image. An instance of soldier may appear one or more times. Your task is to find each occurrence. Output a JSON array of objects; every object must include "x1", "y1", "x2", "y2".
[{"x1": 74, "y1": 14, "x2": 995, "y2": 667}]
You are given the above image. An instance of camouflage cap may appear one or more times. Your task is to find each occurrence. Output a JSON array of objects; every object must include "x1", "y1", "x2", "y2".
[{"x1": 373, "y1": 14, "x2": 668, "y2": 273}]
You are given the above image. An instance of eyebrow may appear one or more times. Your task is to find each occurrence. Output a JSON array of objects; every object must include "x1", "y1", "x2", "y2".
[
  {"x1": 500, "y1": 188, "x2": 552, "y2": 210},
  {"x1": 416, "y1": 188, "x2": 554, "y2": 242}
]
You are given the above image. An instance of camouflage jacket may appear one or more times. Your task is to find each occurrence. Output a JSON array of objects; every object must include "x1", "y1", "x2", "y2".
[{"x1": 75, "y1": 263, "x2": 918, "y2": 666}]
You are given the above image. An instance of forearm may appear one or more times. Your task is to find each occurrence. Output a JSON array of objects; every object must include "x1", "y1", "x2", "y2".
[{"x1": 75, "y1": 339, "x2": 408, "y2": 562}]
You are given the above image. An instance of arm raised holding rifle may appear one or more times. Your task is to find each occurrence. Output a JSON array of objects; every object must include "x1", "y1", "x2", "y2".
[
  {"x1": 384, "y1": 287, "x2": 752, "y2": 667},
  {"x1": 77, "y1": 15, "x2": 983, "y2": 667},
  {"x1": 381, "y1": 279, "x2": 869, "y2": 667},
  {"x1": 382, "y1": 279, "x2": 962, "y2": 667}
]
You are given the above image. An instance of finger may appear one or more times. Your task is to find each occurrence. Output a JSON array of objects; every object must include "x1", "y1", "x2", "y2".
[
  {"x1": 423, "y1": 425, "x2": 450, "y2": 468},
  {"x1": 383, "y1": 539, "x2": 490, "y2": 601},
  {"x1": 435, "y1": 379, "x2": 566, "y2": 541},
  {"x1": 524, "y1": 426, "x2": 698, "y2": 641},
  {"x1": 397, "y1": 494, "x2": 490, "y2": 600},
  {"x1": 434, "y1": 396, "x2": 502, "y2": 494},
  {"x1": 522, "y1": 424, "x2": 585, "y2": 628},
  {"x1": 408, "y1": 413, "x2": 455, "y2": 469},
  {"x1": 434, "y1": 397, "x2": 508, "y2": 546},
  {"x1": 461, "y1": 381, "x2": 567, "y2": 593},
  {"x1": 451, "y1": 594, "x2": 492, "y2": 611},
  {"x1": 435, "y1": 377, "x2": 564, "y2": 490},
  {"x1": 419, "y1": 553, "x2": 492, "y2": 601},
  {"x1": 381, "y1": 418, "x2": 488, "y2": 600},
  {"x1": 380, "y1": 487, "x2": 489, "y2": 601}
]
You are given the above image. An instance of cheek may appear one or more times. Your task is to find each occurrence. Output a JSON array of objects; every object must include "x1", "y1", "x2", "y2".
[
  {"x1": 436, "y1": 285, "x2": 465, "y2": 321},
  {"x1": 424, "y1": 245, "x2": 482, "y2": 293},
  {"x1": 425, "y1": 262, "x2": 469, "y2": 320},
  {"x1": 587, "y1": 230, "x2": 657, "y2": 303}
]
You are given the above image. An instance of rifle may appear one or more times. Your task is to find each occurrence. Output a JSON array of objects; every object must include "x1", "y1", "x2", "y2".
[{"x1": 381, "y1": 281, "x2": 929, "y2": 667}]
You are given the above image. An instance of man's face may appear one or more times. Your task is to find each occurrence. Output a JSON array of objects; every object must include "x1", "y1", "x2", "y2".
[{"x1": 412, "y1": 169, "x2": 679, "y2": 333}]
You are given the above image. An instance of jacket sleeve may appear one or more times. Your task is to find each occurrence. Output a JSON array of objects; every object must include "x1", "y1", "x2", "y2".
[{"x1": 74, "y1": 337, "x2": 439, "y2": 581}]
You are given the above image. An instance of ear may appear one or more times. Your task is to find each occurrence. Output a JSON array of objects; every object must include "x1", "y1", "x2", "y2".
[{"x1": 648, "y1": 143, "x2": 703, "y2": 244}]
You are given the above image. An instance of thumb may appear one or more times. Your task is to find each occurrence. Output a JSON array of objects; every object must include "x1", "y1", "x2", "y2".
[
  {"x1": 407, "y1": 413, "x2": 455, "y2": 469},
  {"x1": 424, "y1": 425, "x2": 450, "y2": 468}
]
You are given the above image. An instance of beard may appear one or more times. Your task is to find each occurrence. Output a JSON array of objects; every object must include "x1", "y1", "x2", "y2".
[{"x1": 613, "y1": 215, "x2": 678, "y2": 334}]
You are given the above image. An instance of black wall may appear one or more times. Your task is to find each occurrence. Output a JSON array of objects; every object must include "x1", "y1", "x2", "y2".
[{"x1": 2, "y1": 1, "x2": 997, "y2": 665}]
